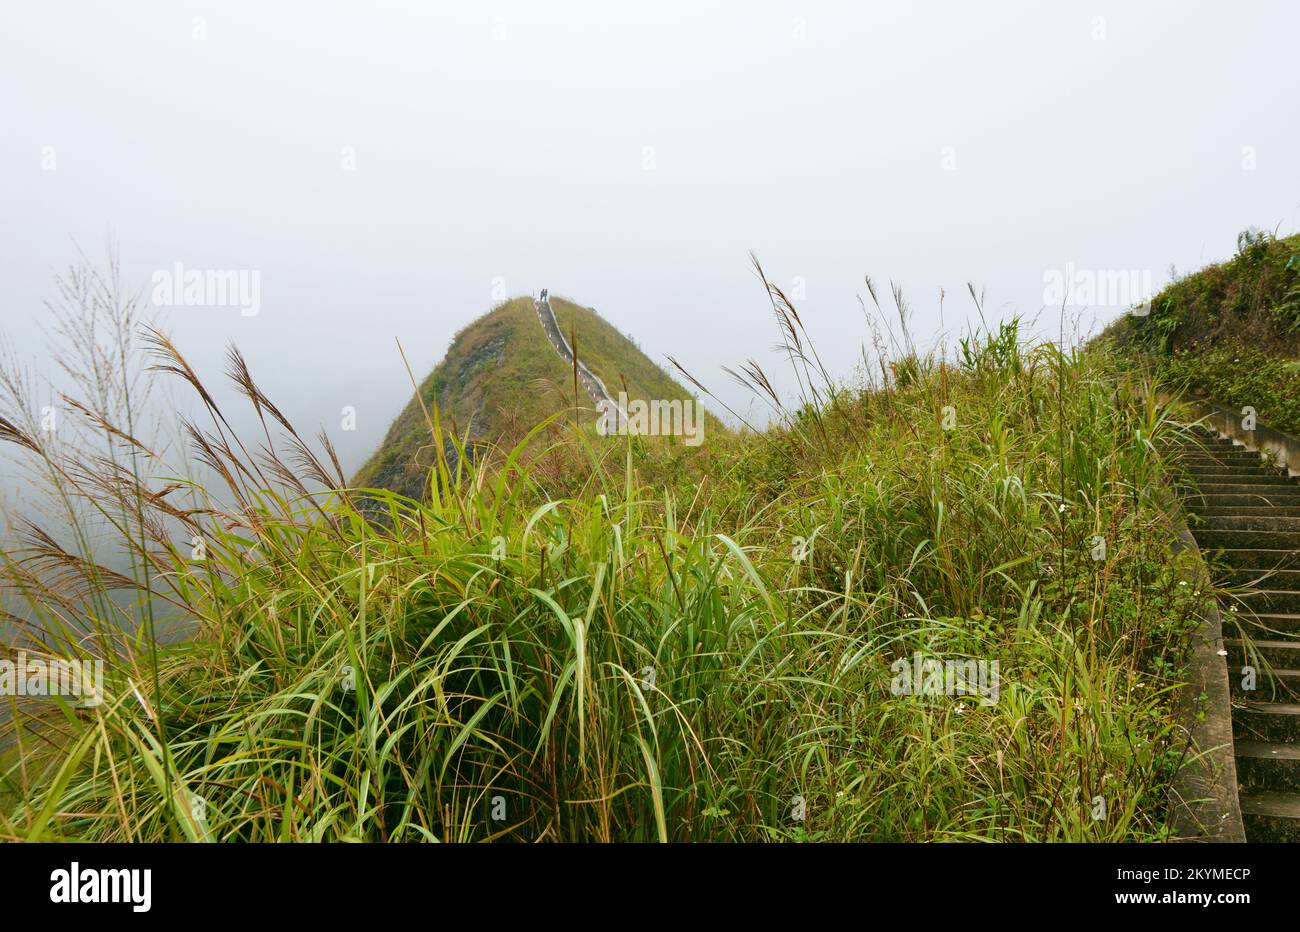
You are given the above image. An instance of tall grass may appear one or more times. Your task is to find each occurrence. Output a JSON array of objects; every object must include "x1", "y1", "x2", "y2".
[{"x1": 0, "y1": 261, "x2": 1202, "y2": 841}]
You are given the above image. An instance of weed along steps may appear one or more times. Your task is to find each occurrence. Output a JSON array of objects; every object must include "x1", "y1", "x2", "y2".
[{"x1": 1175, "y1": 425, "x2": 1300, "y2": 841}]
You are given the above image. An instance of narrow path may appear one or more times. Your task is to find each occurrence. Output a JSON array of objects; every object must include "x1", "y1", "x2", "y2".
[
  {"x1": 533, "y1": 294, "x2": 627, "y2": 421},
  {"x1": 1175, "y1": 427, "x2": 1300, "y2": 841}
]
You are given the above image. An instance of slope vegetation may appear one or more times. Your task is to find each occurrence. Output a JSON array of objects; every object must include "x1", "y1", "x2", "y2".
[
  {"x1": 1, "y1": 307, "x2": 1204, "y2": 841},
  {"x1": 1109, "y1": 229, "x2": 1300, "y2": 432}
]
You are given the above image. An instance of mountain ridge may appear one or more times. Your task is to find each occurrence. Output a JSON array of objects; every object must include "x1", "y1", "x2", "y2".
[{"x1": 353, "y1": 293, "x2": 707, "y2": 499}]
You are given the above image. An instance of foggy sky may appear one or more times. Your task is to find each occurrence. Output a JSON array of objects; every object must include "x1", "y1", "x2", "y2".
[{"x1": 1, "y1": 1, "x2": 1297, "y2": 504}]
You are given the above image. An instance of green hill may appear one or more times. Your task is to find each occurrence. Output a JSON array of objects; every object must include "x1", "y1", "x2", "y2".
[
  {"x1": 1107, "y1": 228, "x2": 1300, "y2": 432},
  {"x1": 353, "y1": 294, "x2": 712, "y2": 499}
]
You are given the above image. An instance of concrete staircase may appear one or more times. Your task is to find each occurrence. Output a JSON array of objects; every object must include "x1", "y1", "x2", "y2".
[
  {"x1": 1175, "y1": 427, "x2": 1300, "y2": 841},
  {"x1": 533, "y1": 296, "x2": 617, "y2": 409}
]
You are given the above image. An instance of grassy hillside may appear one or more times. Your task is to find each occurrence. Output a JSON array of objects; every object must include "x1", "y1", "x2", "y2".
[
  {"x1": 0, "y1": 285, "x2": 1205, "y2": 841},
  {"x1": 546, "y1": 295, "x2": 697, "y2": 405},
  {"x1": 353, "y1": 297, "x2": 564, "y2": 500},
  {"x1": 1108, "y1": 228, "x2": 1300, "y2": 431},
  {"x1": 353, "y1": 295, "x2": 713, "y2": 500}
]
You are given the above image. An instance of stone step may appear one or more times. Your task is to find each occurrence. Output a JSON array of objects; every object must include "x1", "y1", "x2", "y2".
[
  {"x1": 1177, "y1": 448, "x2": 1244, "y2": 457},
  {"x1": 1212, "y1": 549, "x2": 1300, "y2": 571},
  {"x1": 1219, "y1": 568, "x2": 1300, "y2": 588},
  {"x1": 1236, "y1": 740, "x2": 1300, "y2": 790},
  {"x1": 1182, "y1": 473, "x2": 1291, "y2": 487},
  {"x1": 1234, "y1": 701, "x2": 1300, "y2": 743},
  {"x1": 1181, "y1": 472, "x2": 1291, "y2": 486},
  {"x1": 1239, "y1": 789, "x2": 1300, "y2": 842},
  {"x1": 1177, "y1": 453, "x2": 1269, "y2": 465},
  {"x1": 1232, "y1": 592, "x2": 1300, "y2": 613},
  {"x1": 1188, "y1": 492, "x2": 1300, "y2": 508},
  {"x1": 1229, "y1": 664, "x2": 1300, "y2": 700},
  {"x1": 1194, "y1": 515, "x2": 1300, "y2": 532},
  {"x1": 1234, "y1": 614, "x2": 1300, "y2": 639},
  {"x1": 1180, "y1": 482, "x2": 1300, "y2": 497},
  {"x1": 1194, "y1": 529, "x2": 1300, "y2": 550},
  {"x1": 1222, "y1": 621, "x2": 1294, "y2": 644},
  {"x1": 1178, "y1": 453, "x2": 1249, "y2": 463},
  {"x1": 1172, "y1": 443, "x2": 1242, "y2": 455},
  {"x1": 1180, "y1": 486, "x2": 1300, "y2": 501},
  {"x1": 1227, "y1": 637, "x2": 1300, "y2": 668},
  {"x1": 1196, "y1": 506, "x2": 1300, "y2": 518},
  {"x1": 1181, "y1": 473, "x2": 1297, "y2": 486},
  {"x1": 1185, "y1": 465, "x2": 1284, "y2": 480}
]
